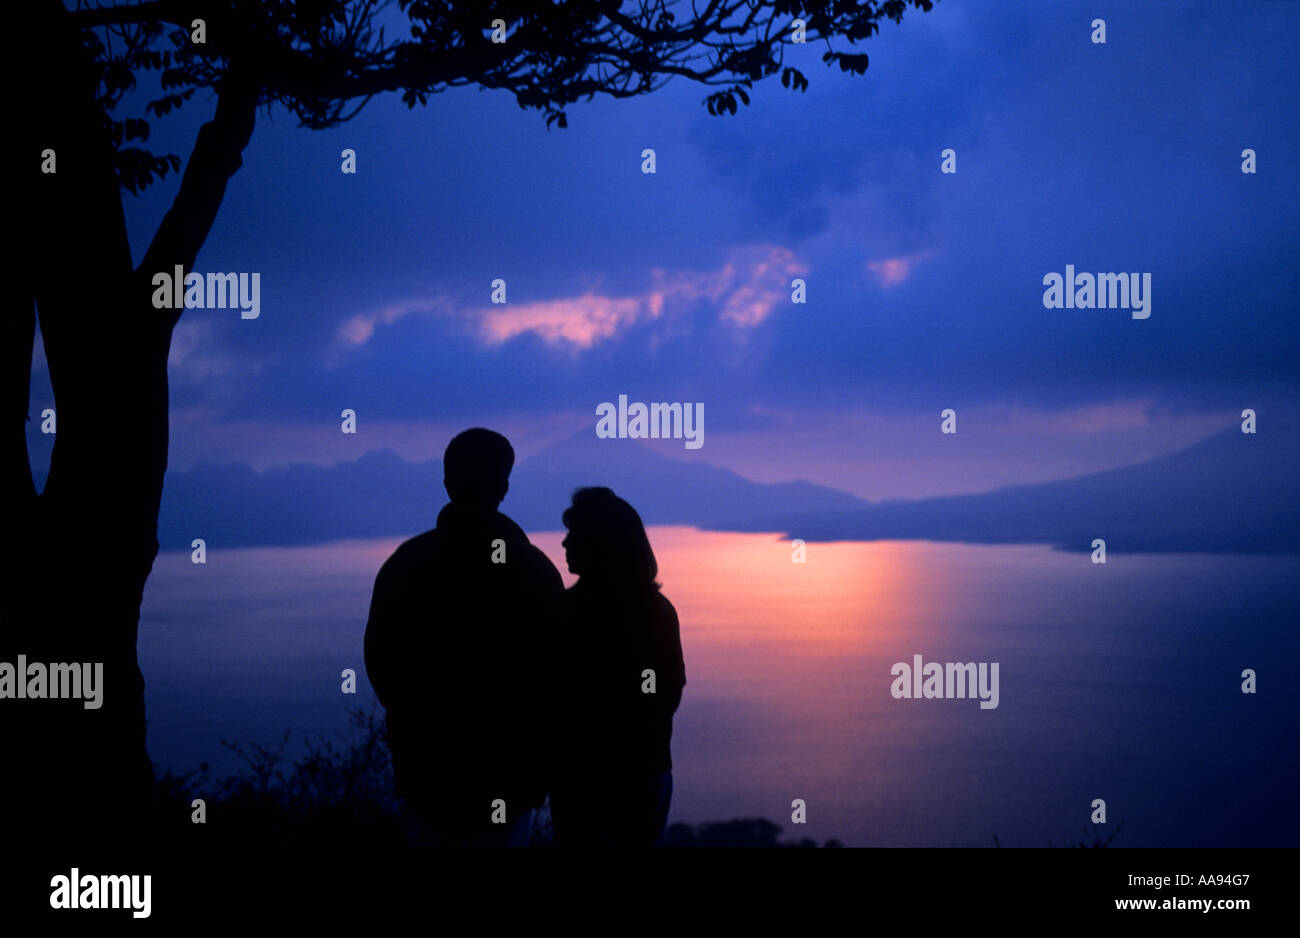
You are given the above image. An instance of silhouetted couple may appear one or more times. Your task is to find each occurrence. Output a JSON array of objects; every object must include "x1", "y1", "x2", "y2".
[{"x1": 364, "y1": 428, "x2": 686, "y2": 846}]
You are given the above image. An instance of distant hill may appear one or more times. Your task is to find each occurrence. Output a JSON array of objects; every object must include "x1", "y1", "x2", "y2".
[
  {"x1": 504, "y1": 430, "x2": 868, "y2": 532},
  {"x1": 156, "y1": 430, "x2": 868, "y2": 549},
  {"x1": 712, "y1": 427, "x2": 1300, "y2": 553},
  {"x1": 158, "y1": 449, "x2": 442, "y2": 549},
  {"x1": 156, "y1": 426, "x2": 1300, "y2": 554}
]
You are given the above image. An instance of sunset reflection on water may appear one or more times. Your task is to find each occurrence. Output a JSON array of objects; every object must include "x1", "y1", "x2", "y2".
[{"x1": 140, "y1": 528, "x2": 1300, "y2": 846}]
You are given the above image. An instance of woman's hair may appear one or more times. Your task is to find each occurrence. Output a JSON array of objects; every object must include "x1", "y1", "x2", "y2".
[{"x1": 562, "y1": 486, "x2": 660, "y2": 590}]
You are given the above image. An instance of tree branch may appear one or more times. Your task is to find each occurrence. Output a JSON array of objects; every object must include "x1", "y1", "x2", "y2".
[
  {"x1": 135, "y1": 71, "x2": 258, "y2": 322},
  {"x1": 70, "y1": 0, "x2": 191, "y2": 30}
]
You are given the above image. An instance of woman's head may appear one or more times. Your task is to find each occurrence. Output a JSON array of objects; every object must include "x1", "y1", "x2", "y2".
[{"x1": 561, "y1": 487, "x2": 659, "y2": 590}]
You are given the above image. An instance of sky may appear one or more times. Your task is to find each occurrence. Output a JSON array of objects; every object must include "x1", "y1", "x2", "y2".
[{"x1": 29, "y1": 0, "x2": 1300, "y2": 502}]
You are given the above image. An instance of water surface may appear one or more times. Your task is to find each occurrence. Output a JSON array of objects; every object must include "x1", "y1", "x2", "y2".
[{"x1": 139, "y1": 529, "x2": 1300, "y2": 846}]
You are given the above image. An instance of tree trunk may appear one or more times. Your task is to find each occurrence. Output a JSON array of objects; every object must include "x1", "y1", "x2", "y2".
[
  {"x1": 1, "y1": 1, "x2": 158, "y2": 844},
  {"x1": 3, "y1": 1, "x2": 255, "y2": 843}
]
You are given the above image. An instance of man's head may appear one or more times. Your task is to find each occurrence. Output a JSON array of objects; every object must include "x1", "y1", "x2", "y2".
[{"x1": 443, "y1": 428, "x2": 514, "y2": 507}]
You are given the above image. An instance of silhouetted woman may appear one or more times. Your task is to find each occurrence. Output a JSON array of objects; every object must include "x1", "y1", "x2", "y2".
[{"x1": 549, "y1": 487, "x2": 686, "y2": 846}]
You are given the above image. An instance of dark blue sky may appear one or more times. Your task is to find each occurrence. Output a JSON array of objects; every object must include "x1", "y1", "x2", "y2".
[{"x1": 30, "y1": 0, "x2": 1300, "y2": 499}]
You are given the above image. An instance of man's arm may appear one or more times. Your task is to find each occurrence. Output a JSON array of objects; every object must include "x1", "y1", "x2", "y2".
[
  {"x1": 523, "y1": 545, "x2": 567, "y2": 801},
  {"x1": 363, "y1": 556, "x2": 404, "y2": 711},
  {"x1": 527, "y1": 545, "x2": 566, "y2": 688}
]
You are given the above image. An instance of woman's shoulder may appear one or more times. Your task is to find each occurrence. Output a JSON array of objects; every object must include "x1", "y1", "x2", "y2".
[
  {"x1": 566, "y1": 580, "x2": 676, "y2": 616},
  {"x1": 649, "y1": 589, "x2": 679, "y2": 623}
]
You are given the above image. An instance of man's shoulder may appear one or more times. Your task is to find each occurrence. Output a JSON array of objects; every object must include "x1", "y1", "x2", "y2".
[
  {"x1": 380, "y1": 528, "x2": 444, "y2": 575},
  {"x1": 518, "y1": 540, "x2": 564, "y2": 590},
  {"x1": 493, "y1": 511, "x2": 549, "y2": 562}
]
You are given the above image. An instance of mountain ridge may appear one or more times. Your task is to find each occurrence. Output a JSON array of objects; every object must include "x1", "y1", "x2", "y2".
[{"x1": 155, "y1": 426, "x2": 1300, "y2": 554}]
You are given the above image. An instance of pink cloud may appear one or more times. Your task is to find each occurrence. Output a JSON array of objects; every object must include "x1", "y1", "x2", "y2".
[
  {"x1": 866, "y1": 250, "x2": 934, "y2": 288},
  {"x1": 990, "y1": 400, "x2": 1159, "y2": 435},
  {"x1": 330, "y1": 245, "x2": 809, "y2": 355},
  {"x1": 478, "y1": 294, "x2": 648, "y2": 348},
  {"x1": 649, "y1": 245, "x2": 808, "y2": 330},
  {"x1": 335, "y1": 296, "x2": 455, "y2": 351}
]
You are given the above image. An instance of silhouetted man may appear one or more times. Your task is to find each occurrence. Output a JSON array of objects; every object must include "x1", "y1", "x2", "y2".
[{"x1": 364, "y1": 428, "x2": 564, "y2": 845}]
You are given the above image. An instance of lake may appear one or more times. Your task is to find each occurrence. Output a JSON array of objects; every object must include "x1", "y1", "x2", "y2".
[{"x1": 138, "y1": 528, "x2": 1300, "y2": 846}]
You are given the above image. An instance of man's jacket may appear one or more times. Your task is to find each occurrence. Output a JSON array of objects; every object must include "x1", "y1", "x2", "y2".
[{"x1": 364, "y1": 501, "x2": 564, "y2": 819}]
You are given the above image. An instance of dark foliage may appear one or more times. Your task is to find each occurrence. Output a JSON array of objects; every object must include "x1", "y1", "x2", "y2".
[
  {"x1": 148, "y1": 705, "x2": 845, "y2": 847},
  {"x1": 69, "y1": 0, "x2": 937, "y2": 192}
]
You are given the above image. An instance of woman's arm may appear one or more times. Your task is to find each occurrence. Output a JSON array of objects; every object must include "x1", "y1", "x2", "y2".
[{"x1": 653, "y1": 593, "x2": 686, "y2": 715}]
